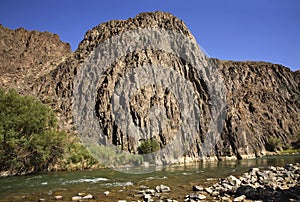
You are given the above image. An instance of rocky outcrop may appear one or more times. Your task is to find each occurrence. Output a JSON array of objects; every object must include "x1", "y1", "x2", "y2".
[
  {"x1": 215, "y1": 60, "x2": 300, "y2": 160},
  {"x1": 0, "y1": 11, "x2": 299, "y2": 163},
  {"x1": 0, "y1": 24, "x2": 71, "y2": 93}
]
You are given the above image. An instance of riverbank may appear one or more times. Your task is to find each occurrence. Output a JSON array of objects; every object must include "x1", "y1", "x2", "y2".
[
  {"x1": 31, "y1": 163, "x2": 300, "y2": 202},
  {"x1": 0, "y1": 155, "x2": 299, "y2": 201},
  {"x1": 1, "y1": 150, "x2": 299, "y2": 178},
  {"x1": 107, "y1": 163, "x2": 299, "y2": 202},
  {"x1": 185, "y1": 163, "x2": 300, "y2": 202}
]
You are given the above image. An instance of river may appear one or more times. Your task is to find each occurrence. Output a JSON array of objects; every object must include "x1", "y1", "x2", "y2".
[{"x1": 0, "y1": 154, "x2": 299, "y2": 201}]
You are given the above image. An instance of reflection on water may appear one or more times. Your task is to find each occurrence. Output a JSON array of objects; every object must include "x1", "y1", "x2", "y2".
[{"x1": 0, "y1": 154, "x2": 299, "y2": 201}]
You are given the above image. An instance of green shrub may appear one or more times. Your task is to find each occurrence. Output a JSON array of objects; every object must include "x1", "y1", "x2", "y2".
[
  {"x1": 0, "y1": 88, "x2": 66, "y2": 174},
  {"x1": 294, "y1": 131, "x2": 300, "y2": 149},
  {"x1": 138, "y1": 139, "x2": 160, "y2": 154},
  {"x1": 64, "y1": 140, "x2": 98, "y2": 167},
  {"x1": 88, "y1": 144, "x2": 143, "y2": 167},
  {"x1": 266, "y1": 137, "x2": 282, "y2": 152}
]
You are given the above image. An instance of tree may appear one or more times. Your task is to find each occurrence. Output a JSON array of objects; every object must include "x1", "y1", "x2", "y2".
[{"x1": 0, "y1": 88, "x2": 66, "y2": 174}]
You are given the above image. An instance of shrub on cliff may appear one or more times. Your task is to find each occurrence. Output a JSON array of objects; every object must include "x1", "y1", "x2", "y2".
[
  {"x1": 294, "y1": 131, "x2": 300, "y2": 149},
  {"x1": 0, "y1": 88, "x2": 66, "y2": 175},
  {"x1": 138, "y1": 139, "x2": 160, "y2": 154},
  {"x1": 266, "y1": 137, "x2": 282, "y2": 152}
]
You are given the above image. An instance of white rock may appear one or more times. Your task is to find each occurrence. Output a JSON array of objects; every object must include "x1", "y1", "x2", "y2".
[
  {"x1": 156, "y1": 184, "x2": 171, "y2": 193},
  {"x1": 82, "y1": 194, "x2": 93, "y2": 199},
  {"x1": 193, "y1": 185, "x2": 204, "y2": 191},
  {"x1": 197, "y1": 194, "x2": 207, "y2": 200},
  {"x1": 104, "y1": 191, "x2": 110, "y2": 195},
  {"x1": 205, "y1": 187, "x2": 213, "y2": 194},
  {"x1": 54, "y1": 195, "x2": 63, "y2": 200},
  {"x1": 233, "y1": 195, "x2": 246, "y2": 202},
  {"x1": 143, "y1": 193, "x2": 152, "y2": 202},
  {"x1": 221, "y1": 196, "x2": 232, "y2": 202},
  {"x1": 71, "y1": 196, "x2": 82, "y2": 201}
]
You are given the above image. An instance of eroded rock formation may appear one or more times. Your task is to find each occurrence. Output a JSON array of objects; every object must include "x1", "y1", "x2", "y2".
[{"x1": 0, "y1": 11, "x2": 299, "y2": 163}]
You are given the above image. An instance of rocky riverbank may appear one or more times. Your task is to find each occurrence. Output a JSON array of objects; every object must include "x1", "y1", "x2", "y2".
[
  {"x1": 5, "y1": 162, "x2": 300, "y2": 202},
  {"x1": 118, "y1": 163, "x2": 299, "y2": 202},
  {"x1": 185, "y1": 163, "x2": 300, "y2": 202}
]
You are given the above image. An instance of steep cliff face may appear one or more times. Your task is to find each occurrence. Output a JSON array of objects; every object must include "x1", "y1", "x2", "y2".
[
  {"x1": 216, "y1": 60, "x2": 299, "y2": 159},
  {"x1": 0, "y1": 12, "x2": 299, "y2": 162}
]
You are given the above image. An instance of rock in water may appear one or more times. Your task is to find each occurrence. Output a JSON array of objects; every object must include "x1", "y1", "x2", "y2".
[
  {"x1": 71, "y1": 196, "x2": 82, "y2": 201},
  {"x1": 156, "y1": 184, "x2": 171, "y2": 193},
  {"x1": 82, "y1": 194, "x2": 94, "y2": 199},
  {"x1": 54, "y1": 195, "x2": 63, "y2": 200}
]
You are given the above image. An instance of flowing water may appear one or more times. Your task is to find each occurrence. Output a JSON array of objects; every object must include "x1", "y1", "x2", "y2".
[{"x1": 0, "y1": 155, "x2": 299, "y2": 201}]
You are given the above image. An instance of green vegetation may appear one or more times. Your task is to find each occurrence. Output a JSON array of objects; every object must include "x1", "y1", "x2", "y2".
[
  {"x1": 62, "y1": 139, "x2": 99, "y2": 170},
  {"x1": 89, "y1": 145, "x2": 143, "y2": 167},
  {"x1": 266, "y1": 132, "x2": 300, "y2": 154},
  {"x1": 0, "y1": 88, "x2": 66, "y2": 174},
  {"x1": 294, "y1": 131, "x2": 300, "y2": 149},
  {"x1": 280, "y1": 131, "x2": 300, "y2": 154},
  {"x1": 266, "y1": 137, "x2": 282, "y2": 152},
  {"x1": 0, "y1": 88, "x2": 98, "y2": 175},
  {"x1": 138, "y1": 139, "x2": 160, "y2": 154}
]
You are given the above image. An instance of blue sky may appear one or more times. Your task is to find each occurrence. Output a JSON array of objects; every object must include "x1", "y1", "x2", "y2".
[{"x1": 0, "y1": 0, "x2": 299, "y2": 71}]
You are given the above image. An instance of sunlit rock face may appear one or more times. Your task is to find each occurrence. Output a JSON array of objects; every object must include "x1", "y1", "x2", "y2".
[{"x1": 0, "y1": 11, "x2": 299, "y2": 163}]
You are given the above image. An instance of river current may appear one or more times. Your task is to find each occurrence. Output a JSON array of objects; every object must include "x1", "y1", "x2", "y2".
[{"x1": 0, "y1": 154, "x2": 299, "y2": 201}]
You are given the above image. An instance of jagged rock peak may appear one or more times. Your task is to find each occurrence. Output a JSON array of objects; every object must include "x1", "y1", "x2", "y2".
[
  {"x1": 75, "y1": 11, "x2": 193, "y2": 59},
  {"x1": 0, "y1": 24, "x2": 71, "y2": 91}
]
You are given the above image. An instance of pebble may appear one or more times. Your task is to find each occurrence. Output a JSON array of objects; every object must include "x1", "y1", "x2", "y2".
[
  {"x1": 143, "y1": 193, "x2": 152, "y2": 202},
  {"x1": 156, "y1": 184, "x2": 171, "y2": 193},
  {"x1": 233, "y1": 195, "x2": 246, "y2": 202},
  {"x1": 204, "y1": 187, "x2": 213, "y2": 194},
  {"x1": 104, "y1": 191, "x2": 110, "y2": 196},
  {"x1": 82, "y1": 194, "x2": 94, "y2": 199},
  {"x1": 71, "y1": 196, "x2": 82, "y2": 201},
  {"x1": 187, "y1": 193, "x2": 207, "y2": 200},
  {"x1": 192, "y1": 185, "x2": 204, "y2": 191},
  {"x1": 54, "y1": 195, "x2": 63, "y2": 200}
]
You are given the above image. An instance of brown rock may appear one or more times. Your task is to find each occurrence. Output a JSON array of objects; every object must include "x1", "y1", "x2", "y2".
[{"x1": 0, "y1": 11, "x2": 299, "y2": 165}]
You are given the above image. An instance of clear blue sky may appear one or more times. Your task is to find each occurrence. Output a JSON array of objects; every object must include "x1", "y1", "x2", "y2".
[{"x1": 0, "y1": 0, "x2": 299, "y2": 71}]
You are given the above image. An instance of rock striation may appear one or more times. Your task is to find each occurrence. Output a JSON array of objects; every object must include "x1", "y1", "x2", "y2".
[
  {"x1": 215, "y1": 60, "x2": 299, "y2": 160},
  {"x1": 0, "y1": 11, "x2": 299, "y2": 163}
]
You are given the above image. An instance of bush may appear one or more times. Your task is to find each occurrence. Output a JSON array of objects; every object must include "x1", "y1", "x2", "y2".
[
  {"x1": 0, "y1": 88, "x2": 66, "y2": 174},
  {"x1": 266, "y1": 137, "x2": 282, "y2": 152},
  {"x1": 138, "y1": 139, "x2": 160, "y2": 154},
  {"x1": 294, "y1": 131, "x2": 300, "y2": 149}
]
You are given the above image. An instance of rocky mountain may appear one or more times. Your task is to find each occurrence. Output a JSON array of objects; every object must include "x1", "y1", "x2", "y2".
[
  {"x1": 0, "y1": 11, "x2": 299, "y2": 164},
  {"x1": 0, "y1": 24, "x2": 71, "y2": 93}
]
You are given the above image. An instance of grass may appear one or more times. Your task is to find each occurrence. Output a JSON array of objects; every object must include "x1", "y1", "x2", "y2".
[{"x1": 279, "y1": 148, "x2": 300, "y2": 155}]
